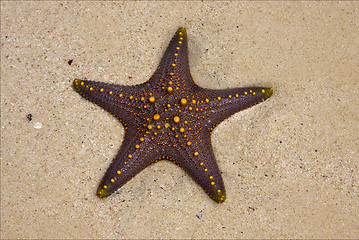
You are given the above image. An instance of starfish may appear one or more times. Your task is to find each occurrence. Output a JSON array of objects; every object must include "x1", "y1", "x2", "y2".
[{"x1": 73, "y1": 27, "x2": 273, "y2": 203}]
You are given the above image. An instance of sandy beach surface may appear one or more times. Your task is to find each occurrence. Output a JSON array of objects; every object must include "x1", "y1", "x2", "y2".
[{"x1": 1, "y1": 2, "x2": 358, "y2": 239}]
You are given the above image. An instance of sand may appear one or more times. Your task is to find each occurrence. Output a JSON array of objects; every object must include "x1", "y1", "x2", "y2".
[{"x1": 1, "y1": 1, "x2": 358, "y2": 239}]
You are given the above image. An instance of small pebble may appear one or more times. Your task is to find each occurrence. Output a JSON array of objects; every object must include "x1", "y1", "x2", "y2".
[
  {"x1": 34, "y1": 122, "x2": 42, "y2": 129},
  {"x1": 27, "y1": 114, "x2": 32, "y2": 121}
]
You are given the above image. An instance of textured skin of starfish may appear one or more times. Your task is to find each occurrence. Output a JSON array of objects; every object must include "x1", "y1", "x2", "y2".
[{"x1": 73, "y1": 27, "x2": 273, "y2": 203}]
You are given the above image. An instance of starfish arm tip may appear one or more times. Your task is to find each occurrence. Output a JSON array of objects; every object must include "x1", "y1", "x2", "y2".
[
  {"x1": 177, "y1": 27, "x2": 186, "y2": 34},
  {"x1": 210, "y1": 190, "x2": 226, "y2": 203},
  {"x1": 96, "y1": 187, "x2": 112, "y2": 198},
  {"x1": 72, "y1": 78, "x2": 90, "y2": 94},
  {"x1": 72, "y1": 78, "x2": 81, "y2": 88},
  {"x1": 264, "y1": 87, "x2": 274, "y2": 99}
]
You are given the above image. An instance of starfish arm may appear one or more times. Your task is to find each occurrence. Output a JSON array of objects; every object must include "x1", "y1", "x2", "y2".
[
  {"x1": 73, "y1": 79, "x2": 144, "y2": 117},
  {"x1": 166, "y1": 132, "x2": 226, "y2": 203},
  {"x1": 197, "y1": 86, "x2": 273, "y2": 129},
  {"x1": 149, "y1": 27, "x2": 196, "y2": 88},
  {"x1": 73, "y1": 79, "x2": 153, "y2": 130},
  {"x1": 96, "y1": 135, "x2": 161, "y2": 198}
]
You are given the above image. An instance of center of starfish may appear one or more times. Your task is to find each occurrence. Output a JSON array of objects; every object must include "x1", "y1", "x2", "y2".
[{"x1": 136, "y1": 86, "x2": 198, "y2": 149}]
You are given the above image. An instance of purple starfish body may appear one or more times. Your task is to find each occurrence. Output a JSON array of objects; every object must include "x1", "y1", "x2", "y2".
[{"x1": 73, "y1": 27, "x2": 273, "y2": 203}]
